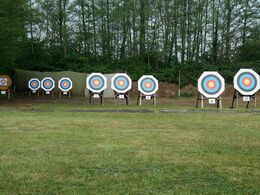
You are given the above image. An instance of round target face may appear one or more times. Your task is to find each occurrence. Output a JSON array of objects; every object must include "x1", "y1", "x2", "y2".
[
  {"x1": 58, "y1": 78, "x2": 73, "y2": 92},
  {"x1": 41, "y1": 77, "x2": 55, "y2": 92},
  {"x1": 0, "y1": 75, "x2": 12, "y2": 90},
  {"x1": 198, "y1": 72, "x2": 225, "y2": 98},
  {"x1": 111, "y1": 73, "x2": 132, "y2": 93},
  {"x1": 0, "y1": 78, "x2": 7, "y2": 86},
  {"x1": 138, "y1": 75, "x2": 159, "y2": 95},
  {"x1": 86, "y1": 73, "x2": 107, "y2": 93},
  {"x1": 28, "y1": 78, "x2": 40, "y2": 91},
  {"x1": 234, "y1": 69, "x2": 260, "y2": 96}
]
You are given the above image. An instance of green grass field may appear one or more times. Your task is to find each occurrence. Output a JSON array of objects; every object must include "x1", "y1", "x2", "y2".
[{"x1": 0, "y1": 104, "x2": 260, "y2": 194}]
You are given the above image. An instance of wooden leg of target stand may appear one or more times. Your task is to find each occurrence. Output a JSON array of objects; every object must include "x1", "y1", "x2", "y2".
[
  {"x1": 201, "y1": 94, "x2": 204, "y2": 109},
  {"x1": 231, "y1": 90, "x2": 236, "y2": 108},
  {"x1": 246, "y1": 99, "x2": 250, "y2": 109},
  {"x1": 217, "y1": 97, "x2": 222, "y2": 109},
  {"x1": 196, "y1": 92, "x2": 200, "y2": 108},
  {"x1": 114, "y1": 95, "x2": 117, "y2": 106},
  {"x1": 126, "y1": 94, "x2": 129, "y2": 105},
  {"x1": 89, "y1": 93, "x2": 92, "y2": 105},
  {"x1": 114, "y1": 92, "x2": 117, "y2": 106},
  {"x1": 100, "y1": 92, "x2": 104, "y2": 105},
  {"x1": 254, "y1": 94, "x2": 257, "y2": 108},
  {"x1": 236, "y1": 91, "x2": 239, "y2": 109},
  {"x1": 139, "y1": 94, "x2": 142, "y2": 106},
  {"x1": 153, "y1": 95, "x2": 156, "y2": 106},
  {"x1": 8, "y1": 89, "x2": 11, "y2": 100}
]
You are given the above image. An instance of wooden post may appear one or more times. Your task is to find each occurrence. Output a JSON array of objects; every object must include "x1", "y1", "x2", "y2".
[
  {"x1": 196, "y1": 92, "x2": 200, "y2": 108},
  {"x1": 236, "y1": 91, "x2": 239, "y2": 108},
  {"x1": 8, "y1": 89, "x2": 11, "y2": 100},
  {"x1": 201, "y1": 94, "x2": 204, "y2": 109},
  {"x1": 89, "y1": 91, "x2": 92, "y2": 105},
  {"x1": 101, "y1": 91, "x2": 104, "y2": 105},
  {"x1": 89, "y1": 90, "x2": 104, "y2": 105},
  {"x1": 153, "y1": 95, "x2": 156, "y2": 106},
  {"x1": 219, "y1": 96, "x2": 222, "y2": 109},
  {"x1": 114, "y1": 92, "x2": 129, "y2": 106},
  {"x1": 138, "y1": 93, "x2": 142, "y2": 106},
  {"x1": 254, "y1": 94, "x2": 257, "y2": 108},
  {"x1": 126, "y1": 94, "x2": 129, "y2": 105}
]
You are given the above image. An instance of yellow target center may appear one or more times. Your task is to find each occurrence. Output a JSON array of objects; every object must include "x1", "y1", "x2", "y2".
[
  {"x1": 94, "y1": 80, "x2": 100, "y2": 86},
  {"x1": 243, "y1": 78, "x2": 250, "y2": 85},
  {"x1": 145, "y1": 82, "x2": 151, "y2": 88},
  {"x1": 46, "y1": 82, "x2": 50, "y2": 86},
  {"x1": 208, "y1": 81, "x2": 215, "y2": 88},
  {"x1": 118, "y1": 80, "x2": 124, "y2": 86}
]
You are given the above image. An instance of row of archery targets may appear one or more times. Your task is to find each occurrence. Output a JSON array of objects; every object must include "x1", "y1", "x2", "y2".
[
  {"x1": 197, "y1": 69, "x2": 260, "y2": 109},
  {"x1": 0, "y1": 69, "x2": 260, "y2": 108},
  {"x1": 27, "y1": 74, "x2": 158, "y2": 105}
]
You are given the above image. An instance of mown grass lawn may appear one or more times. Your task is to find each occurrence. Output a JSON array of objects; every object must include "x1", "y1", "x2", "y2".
[{"x1": 0, "y1": 105, "x2": 259, "y2": 194}]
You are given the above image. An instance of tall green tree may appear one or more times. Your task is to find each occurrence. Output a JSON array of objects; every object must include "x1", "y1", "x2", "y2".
[{"x1": 0, "y1": 0, "x2": 27, "y2": 66}]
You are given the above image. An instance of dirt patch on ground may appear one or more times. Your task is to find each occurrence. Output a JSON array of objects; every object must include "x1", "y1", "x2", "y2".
[
  {"x1": 158, "y1": 83, "x2": 178, "y2": 97},
  {"x1": 129, "y1": 82, "x2": 178, "y2": 98},
  {"x1": 222, "y1": 84, "x2": 235, "y2": 97},
  {"x1": 181, "y1": 85, "x2": 198, "y2": 96},
  {"x1": 180, "y1": 84, "x2": 235, "y2": 97}
]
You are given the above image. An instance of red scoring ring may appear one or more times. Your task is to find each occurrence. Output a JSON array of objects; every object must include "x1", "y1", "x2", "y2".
[
  {"x1": 206, "y1": 80, "x2": 216, "y2": 89},
  {"x1": 242, "y1": 77, "x2": 252, "y2": 86},
  {"x1": 118, "y1": 80, "x2": 125, "y2": 86},
  {"x1": 145, "y1": 82, "x2": 152, "y2": 89},
  {"x1": 93, "y1": 80, "x2": 100, "y2": 86},
  {"x1": 62, "y1": 82, "x2": 68, "y2": 87}
]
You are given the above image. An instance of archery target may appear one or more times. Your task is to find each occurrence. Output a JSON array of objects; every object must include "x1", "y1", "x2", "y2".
[
  {"x1": 0, "y1": 75, "x2": 12, "y2": 90},
  {"x1": 28, "y1": 78, "x2": 40, "y2": 91},
  {"x1": 138, "y1": 75, "x2": 159, "y2": 96},
  {"x1": 0, "y1": 78, "x2": 8, "y2": 86},
  {"x1": 41, "y1": 77, "x2": 55, "y2": 92},
  {"x1": 111, "y1": 73, "x2": 132, "y2": 93},
  {"x1": 234, "y1": 69, "x2": 260, "y2": 96},
  {"x1": 58, "y1": 78, "x2": 73, "y2": 92},
  {"x1": 198, "y1": 72, "x2": 225, "y2": 98},
  {"x1": 86, "y1": 73, "x2": 107, "y2": 93}
]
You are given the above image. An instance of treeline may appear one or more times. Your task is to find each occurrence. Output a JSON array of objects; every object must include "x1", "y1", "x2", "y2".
[{"x1": 0, "y1": 0, "x2": 259, "y2": 85}]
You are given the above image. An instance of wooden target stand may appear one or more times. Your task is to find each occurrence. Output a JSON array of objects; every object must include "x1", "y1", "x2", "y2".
[
  {"x1": 59, "y1": 90, "x2": 72, "y2": 99},
  {"x1": 231, "y1": 90, "x2": 257, "y2": 109},
  {"x1": 196, "y1": 92, "x2": 222, "y2": 109},
  {"x1": 89, "y1": 90, "x2": 104, "y2": 105},
  {"x1": 114, "y1": 91, "x2": 129, "y2": 106},
  {"x1": 0, "y1": 89, "x2": 12, "y2": 100},
  {"x1": 0, "y1": 75, "x2": 13, "y2": 100},
  {"x1": 29, "y1": 89, "x2": 40, "y2": 97},
  {"x1": 137, "y1": 92, "x2": 157, "y2": 106},
  {"x1": 42, "y1": 90, "x2": 54, "y2": 99}
]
